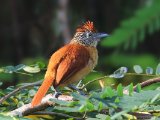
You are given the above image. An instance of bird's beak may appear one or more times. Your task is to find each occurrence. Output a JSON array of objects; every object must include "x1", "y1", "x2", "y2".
[{"x1": 93, "y1": 33, "x2": 109, "y2": 39}]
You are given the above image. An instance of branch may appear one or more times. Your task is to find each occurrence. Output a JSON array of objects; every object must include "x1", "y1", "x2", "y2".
[
  {"x1": 9, "y1": 94, "x2": 73, "y2": 117},
  {"x1": 134, "y1": 77, "x2": 160, "y2": 91},
  {"x1": 0, "y1": 80, "x2": 42, "y2": 104},
  {"x1": 31, "y1": 111, "x2": 82, "y2": 120}
]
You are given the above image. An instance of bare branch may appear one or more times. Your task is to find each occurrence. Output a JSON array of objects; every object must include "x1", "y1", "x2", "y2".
[
  {"x1": 0, "y1": 80, "x2": 42, "y2": 104},
  {"x1": 134, "y1": 77, "x2": 160, "y2": 91},
  {"x1": 9, "y1": 94, "x2": 73, "y2": 116}
]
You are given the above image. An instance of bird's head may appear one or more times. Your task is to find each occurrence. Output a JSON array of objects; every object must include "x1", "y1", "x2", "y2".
[{"x1": 71, "y1": 21, "x2": 109, "y2": 47}]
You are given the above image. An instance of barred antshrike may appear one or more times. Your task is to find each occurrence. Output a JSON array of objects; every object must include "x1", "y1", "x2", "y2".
[{"x1": 31, "y1": 21, "x2": 108, "y2": 107}]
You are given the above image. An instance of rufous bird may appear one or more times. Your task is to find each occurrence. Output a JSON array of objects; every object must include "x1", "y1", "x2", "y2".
[{"x1": 31, "y1": 21, "x2": 108, "y2": 107}]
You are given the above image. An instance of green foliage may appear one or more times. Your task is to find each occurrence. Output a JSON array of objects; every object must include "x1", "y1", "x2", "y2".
[
  {"x1": 0, "y1": 114, "x2": 30, "y2": 120},
  {"x1": 51, "y1": 87, "x2": 160, "y2": 119},
  {"x1": 0, "y1": 64, "x2": 160, "y2": 119},
  {"x1": 0, "y1": 62, "x2": 45, "y2": 76},
  {"x1": 101, "y1": 0, "x2": 160, "y2": 50}
]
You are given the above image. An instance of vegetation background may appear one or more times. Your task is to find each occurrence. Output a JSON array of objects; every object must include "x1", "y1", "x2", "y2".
[{"x1": 0, "y1": 0, "x2": 160, "y2": 119}]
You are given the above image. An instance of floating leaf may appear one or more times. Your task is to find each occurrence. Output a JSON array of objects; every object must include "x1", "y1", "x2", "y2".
[
  {"x1": 23, "y1": 66, "x2": 40, "y2": 73},
  {"x1": 109, "y1": 67, "x2": 128, "y2": 78},
  {"x1": 146, "y1": 67, "x2": 153, "y2": 74},
  {"x1": 155, "y1": 63, "x2": 160, "y2": 75},
  {"x1": 133, "y1": 65, "x2": 143, "y2": 74}
]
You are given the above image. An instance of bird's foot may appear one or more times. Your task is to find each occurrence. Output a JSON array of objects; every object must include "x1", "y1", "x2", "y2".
[{"x1": 53, "y1": 90, "x2": 62, "y2": 98}]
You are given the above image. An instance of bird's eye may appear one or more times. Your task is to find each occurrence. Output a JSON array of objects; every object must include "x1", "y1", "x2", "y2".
[{"x1": 86, "y1": 32, "x2": 92, "y2": 38}]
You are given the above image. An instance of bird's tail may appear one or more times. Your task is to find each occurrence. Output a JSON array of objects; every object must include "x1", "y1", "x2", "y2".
[{"x1": 31, "y1": 76, "x2": 54, "y2": 107}]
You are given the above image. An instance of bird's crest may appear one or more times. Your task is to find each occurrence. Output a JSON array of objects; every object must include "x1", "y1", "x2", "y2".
[{"x1": 76, "y1": 21, "x2": 97, "y2": 32}]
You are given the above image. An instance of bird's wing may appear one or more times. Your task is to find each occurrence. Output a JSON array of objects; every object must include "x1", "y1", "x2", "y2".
[{"x1": 54, "y1": 44, "x2": 90, "y2": 87}]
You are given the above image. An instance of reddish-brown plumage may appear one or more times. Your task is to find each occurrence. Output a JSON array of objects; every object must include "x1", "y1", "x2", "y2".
[
  {"x1": 31, "y1": 21, "x2": 100, "y2": 107},
  {"x1": 76, "y1": 21, "x2": 97, "y2": 32}
]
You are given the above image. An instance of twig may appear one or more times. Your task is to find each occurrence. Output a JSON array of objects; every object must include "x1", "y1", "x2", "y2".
[
  {"x1": 31, "y1": 111, "x2": 83, "y2": 120},
  {"x1": 133, "y1": 77, "x2": 160, "y2": 91},
  {"x1": 9, "y1": 94, "x2": 73, "y2": 116},
  {"x1": 0, "y1": 80, "x2": 42, "y2": 104},
  {"x1": 81, "y1": 76, "x2": 109, "y2": 90}
]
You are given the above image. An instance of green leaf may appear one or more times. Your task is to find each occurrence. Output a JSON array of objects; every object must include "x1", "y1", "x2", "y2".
[
  {"x1": 3, "y1": 66, "x2": 15, "y2": 73},
  {"x1": 150, "y1": 93, "x2": 160, "y2": 104},
  {"x1": 23, "y1": 66, "x2": 40, "y2": 73},
  {"x1": 97, "y1": 102, "x2": 103, "y2": 111},
  {"x1": 14, "y1": 64, "x2": 26, "y2": 71},
  {"x1": 36, "y1": 62, "x2": 45, "y2": 68},
  {"x1": 101, "y1": 87, "x2": 115, "y2": 98},
  {"x1": 101, "y1": 0, "x2": 160, "y2": 49},
  {"x1": 96, "y1": 114, "x2": 110, "y2": 120},
  {"x1": 118, "y1": 90, "x2": 160, "y2": 110},
  {"x1": 54, "y1": 106, "x2": 80, "y2": 112},
  {"x1": 129, "y1": 83, "x2": 133, "y2": 96},
  {"x1": 136, "y1": 83, "x2": 141, "y2": 92},
  {"x1": 0, "y1": 114, "x2": 30, "y2": 120},
  {"x1": 28, "y1": 89, "x2": 36, "y2": 96},
  {"x1": 115, "y1": 97, "x2": 120, "y2": 103},
  {"x1": 86, "y1": 100, "x2": 94, "y2": 111},
  {"x1": 117, "y1": 84, "x2": 123, "y2": 97},
  {"x1": 17, "y1": 101, "x2": 24, "y2": 107},
  {"x1": 71, "y1": 92, "x2": 87, "y2": 101},
  {"x1": 79, "y1": 104, "x2": 86, "y2": 112},
  {"x1": 0, "y1": 68, "x2": 4, "y2": 73},
  {"x1": 133, "y1": 65, "x2": 143, "y2": 74},
  {"x1": 155, "y1": 63, "x2": 160, "y2": 75},
  {"x1": 111, "y1": 110, "x2": 127, "y2": 119}
]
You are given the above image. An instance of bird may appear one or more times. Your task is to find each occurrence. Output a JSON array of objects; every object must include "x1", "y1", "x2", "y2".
[{"x1": 31, "y1": 21, "x2": 108, "y2": 107}]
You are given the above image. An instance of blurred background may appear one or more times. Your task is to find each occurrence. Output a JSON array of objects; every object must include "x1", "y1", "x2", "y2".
[{"x1": 0, "y1": 0, "x2": 160, "y2": 89}]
